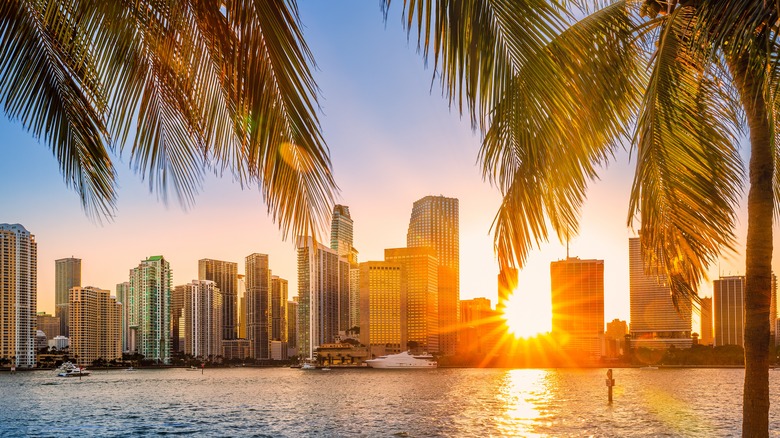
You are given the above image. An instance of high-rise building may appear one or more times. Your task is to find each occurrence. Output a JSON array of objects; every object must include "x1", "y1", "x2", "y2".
[
  {"x1": 407, "y1": 195, "x2": 459, "y2": 355},
  {"x1": 69, "y1": 286, "x2": 122, "y2": 366},
  {"x1": 129, "y1": 255, "x2": 172, "y2": 364},
  {"x1": 183, "y1": 280, "x2": 223, "y2": 359},
  {"x1": 115, "y1": 282, "x2": 131, "y2": 352},
  {"x1": 270, "y1": 276, "x2": 288, "y2": 343},
  {"x1": 0, "y1": 224, "x2": 37, "y2": 368},
  {"x1": 459, "y1": 298, "x2": 501, "y2": 356},
  {"x1": 297, "y1": 237, "x2": 350, "y2": 359},
  {"x1": 605, "y1": 319, "x2": 628, "y2": 358},
  {"x1": 550, "y1": 257, "x2": 605, "y2": 358},
  {"x1": 497, "y1": 267, "x2": 518, "y2": 314},
  {"x1": 237, "y1": 274, "x2": 246, "y2": 339},
  {"x1": 287, "y1": 298, "x2": 298, "y2": 357},
  {"x1": 55, "y1": 257, "x2": 80, "y2": 337},
  {"x1": 245, "y1": 253, "x2": 270, "y2": 360},
  {"x1": 359, "y1": 261, "x2": 406, "y2": 356},
  {"x1": 628, "y1": 237, "x2": 692, "y2": 349},
  {"x1": 714, "y1": 276, "x2": 745, "y2": 347},
  {"x1": 36, "y1": 312, "x2": 60, "y2": 340},
  {"x1": 700, "y1": 297, "x2": 714, "y2": 345},
  {"x1": 385, "y1": 247, "x2": 439, "y2": 353},
  {"x1": 330, "y1": 205, "x2": 359, "y2": 333},
  {"x1": 198, "y1": 259, "x2": 238, "y2": 340},
  {"x1": 171, "y1": 285, "x2": 186, "y2": 352}
]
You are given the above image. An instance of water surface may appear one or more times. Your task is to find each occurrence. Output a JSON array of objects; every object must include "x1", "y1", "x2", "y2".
[{"x1": 2, "y1": 367, "x2": 779, "y2": 436}]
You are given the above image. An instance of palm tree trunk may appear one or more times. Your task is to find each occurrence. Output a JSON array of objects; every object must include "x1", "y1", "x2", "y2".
[{"x1": 728, "y1": 53, "x2": 773, "y2": 437}]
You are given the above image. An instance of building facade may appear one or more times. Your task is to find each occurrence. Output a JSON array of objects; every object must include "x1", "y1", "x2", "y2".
[
  {"x1": 297, "y1": 237, "x2": 349, "y2": 359},
  {"x1": 198, "y1": 259, "x2": 238, "y2": 340},
  {"x1": 550, "y1": 257, "x2": 605, "y2": 358},
  {"x1": 183, "y1": 280, "x2": 223, "y2": 359},
  {"x1": 246, "y1": 253, "x2": 270, "y2": 360},
  {"x1": 714, "y1": 276, "x2": 745, "y2": 347},
  {"x1": 237, "y1": 274, "x2": 246, "y2": 339},
  {"x1": 359, "y1": 261, "x2": 406, "y2": 356},
  {"x1": 0, "y1": 224, "x2": 37, "y2": 368},
  {"x1": 628, "y1": 237, "x2": 692, "y2": 349},
  {"x1": 69, "y1": 286, "x2": 122, "y2": 366},
  {"x1": 287, "y1": 298, "x2": 298, "y2": 358},
  {"x1": 115, "y1": 282, "x2": 131, "y2": 352},
  {"x1": 459, "y1": 298, "x2": 501, "y2": 357},
  {"x1": 700, "y1": 296, "x2": 714, "y2": 346},
  {"x1": 330, "y1": 205, "x2": 359, "y2": 333},
  {"x1": 385, "y1": 247, "x2": 439, "y2": 353},
  {"x1": 171, "y1": 284, "x2": 186, "y2": 353},
  {"x1": 129, "y1": 255, "x2": 172, "y2": 364},
  {"x1": 55, "y1": 257, "x2": 80, "y2": 337},
  {"x1": 407, "y1": 195, "x2": 459, "y2": 355},
  {"x1": 36, "y1": 312, "x2": 60, "y2": 340},
  {"x1": 270, "y1": 275, "x2": 288, "y2": 343}
]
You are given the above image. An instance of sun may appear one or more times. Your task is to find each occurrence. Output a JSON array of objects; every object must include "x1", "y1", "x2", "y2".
[{"x1": 502, "y1": 289, "x2": 552, "y2": 338}]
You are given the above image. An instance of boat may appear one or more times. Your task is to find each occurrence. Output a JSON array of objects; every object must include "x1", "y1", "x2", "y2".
[
  {"x1": 56, "y1": 362, "x2": 91, "y2": 377},
  {"x1": 300, "y1": 362, "x2": 316, "y2": 370},
  {"x1": 365, "y1": 351, "x2": 438, "y2": 369},
  {"x1": 125, "y1": 366, "x2": 137, "y2": 372},
  {"x1": 321, "y1": 367, "x2": 332, "y2": 371},
  {"x1": 186, "y1": 366, "x2": 199, "y2": 371}
]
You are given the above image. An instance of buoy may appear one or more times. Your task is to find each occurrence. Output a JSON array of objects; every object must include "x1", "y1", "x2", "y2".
[{"x1": 606, "y1": 369, "x2": 615, "y2": 403}]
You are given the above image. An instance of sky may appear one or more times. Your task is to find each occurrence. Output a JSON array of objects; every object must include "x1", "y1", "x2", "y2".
[{"x1": 0, "y1": 1, "x2": 771, "y2": 331}]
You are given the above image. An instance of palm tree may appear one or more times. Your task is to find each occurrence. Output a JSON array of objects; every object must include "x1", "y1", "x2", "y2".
[
  {"x1": 0, "y1": 0, "x2": 336, "y2": 238},
  {"x1": 387, "y1": 0, "x2": 777, "y2": 435}
]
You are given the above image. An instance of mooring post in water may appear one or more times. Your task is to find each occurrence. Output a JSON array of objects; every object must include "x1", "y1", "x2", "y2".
[{"x1": 606, "y1": 369, "x2": 615, "y2": 403}]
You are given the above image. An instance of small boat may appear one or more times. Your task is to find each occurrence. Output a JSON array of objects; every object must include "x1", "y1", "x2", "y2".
[
  {"x1": 56, "y1": 362, "x2": 91, "y2": 377},
  {"x1": 365, "y1": 351, "x2": 438, "y2": 369},
  {"x1": 186, "y1": 366, "x2": 199, "y2": 371},
  {"x1": 125, "y1": 367, "x2": 137, "y2": 372},
  {"x1": 300, "y1": 362, "x2": 316, "y2": 370},
  {"x1": 321, "y1": 367, "x2": 332, "y2": 371}
]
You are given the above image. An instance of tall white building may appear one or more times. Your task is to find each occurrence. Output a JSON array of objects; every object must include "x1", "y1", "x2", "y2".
[
  {"x1": 297, "y1": 237, "x2": 349, "y2": 359},
  {"x1": 129, "y1": 255, "x2": 172, "y2": 364},
  {"x1": 0, "y1": 224, "x2": 37, "y2": 368},
  {"x1": 628, "y1": 237, "x2": 692, "y2": 349},
  {"x1": 183, "y1": 280, "x2": 223, "y2": 359}
]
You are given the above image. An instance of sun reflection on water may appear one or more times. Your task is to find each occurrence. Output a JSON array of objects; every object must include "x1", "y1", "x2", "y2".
[{"x1": 495, "y1": 369, "x2": 555, "y2": 437}]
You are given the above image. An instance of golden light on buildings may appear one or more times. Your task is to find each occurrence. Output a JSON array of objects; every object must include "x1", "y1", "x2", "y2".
[{"x1": 502, "y1": 289, "x2": 551, "y2": 339}]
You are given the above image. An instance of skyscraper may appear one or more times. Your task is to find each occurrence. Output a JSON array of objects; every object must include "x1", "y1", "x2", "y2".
[
  {"x1": 385, "y1": 247, "x2": 439, "y2": 353},
  {"x1": 55, "y1": 257, "x2": 80, "y2": 337},
  {"x1": 287, "y1": 298, "x2": 298, "y2": 357},
  {"x1": 270, "y1": 276, "x2": 288, "y2": 343},
  {"x1": 700, "y1": 296, "x2": 714, "y2": 345},
  {"x1": 183, "y1": 280, "x2": 223, "y2": 359},
  {"x1": 129, "y1": 255, "x2": 172, "y2": 364},
  {"x1": 198, "y1": 259, "x2": 238, "y2": 340},
  {"x1": 714, "y1": 276, "x2": 745, "y2": 347},
  {"x1": 245, "y1": 253, "x2": 270, "y2": 360},
  {"x1": 550, "y1": 257, "x2": 605, "y2": 358},
  {"x1": 237, "y1": 274, "x2": 246, "y2": 339},
  {"x1": 359, "y1": 261, "x2": 406, "y2": 356},
  {"x1": 36, "y1": 312, "x2": 60, "y2": 340},
  {"x1": 297, "y1": 237, "x2": 349, "y2": 359},
  {"x1": 69, "y1": 286, "x2": 122, "y2": 366},
  {"x1": 330, "y1": 205, "x2": 359, "y2": 332},
  {"x1": 407, "y1": 195, "x2": 459, "y2": 355},
  {"x1": 171, "y1": 284, "x2": 186, "y2": 352},
  {"x1": 628, "y1": 237, "x2": 692, "y2": 349},
  {"x1": 115, "y1": 282, "x2": 131, "y2": 352},
  {"x1": 0, "y1": 224, "x2": 37, "y2": 368}
]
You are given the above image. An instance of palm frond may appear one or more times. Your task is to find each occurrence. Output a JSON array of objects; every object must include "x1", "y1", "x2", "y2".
[
  {"x1": 486, "y1": 1, "x2": 644, "y2": 269},
  {"x1": 628, "y1": 5, "x2": 743, "y2": 302},
  {"x1": 0, "y1": 0, "x2": 116, "y2": 219}
]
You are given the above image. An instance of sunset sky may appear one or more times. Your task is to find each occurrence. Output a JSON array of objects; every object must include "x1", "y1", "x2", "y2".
[{"x1": 0, "y1": 1, "x2": 768, "y2": 330}]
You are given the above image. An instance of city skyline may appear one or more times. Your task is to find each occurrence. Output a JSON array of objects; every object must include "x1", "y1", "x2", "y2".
[{"x1": 1, "y1": 1, "x2": 775, "y2": 331}]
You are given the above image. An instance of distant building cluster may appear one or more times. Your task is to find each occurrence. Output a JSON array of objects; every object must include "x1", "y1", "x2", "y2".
[{"x1": 2, "y1": 203, "x2": 778, "y2": 369}]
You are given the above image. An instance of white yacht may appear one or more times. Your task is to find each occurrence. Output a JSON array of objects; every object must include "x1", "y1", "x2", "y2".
[
  {"x1": 365, "y1": 351, "x2": 437, "y2": 369},
  {"x1": 56, "y1": 362, "x2": 91, "y2": 377}
]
